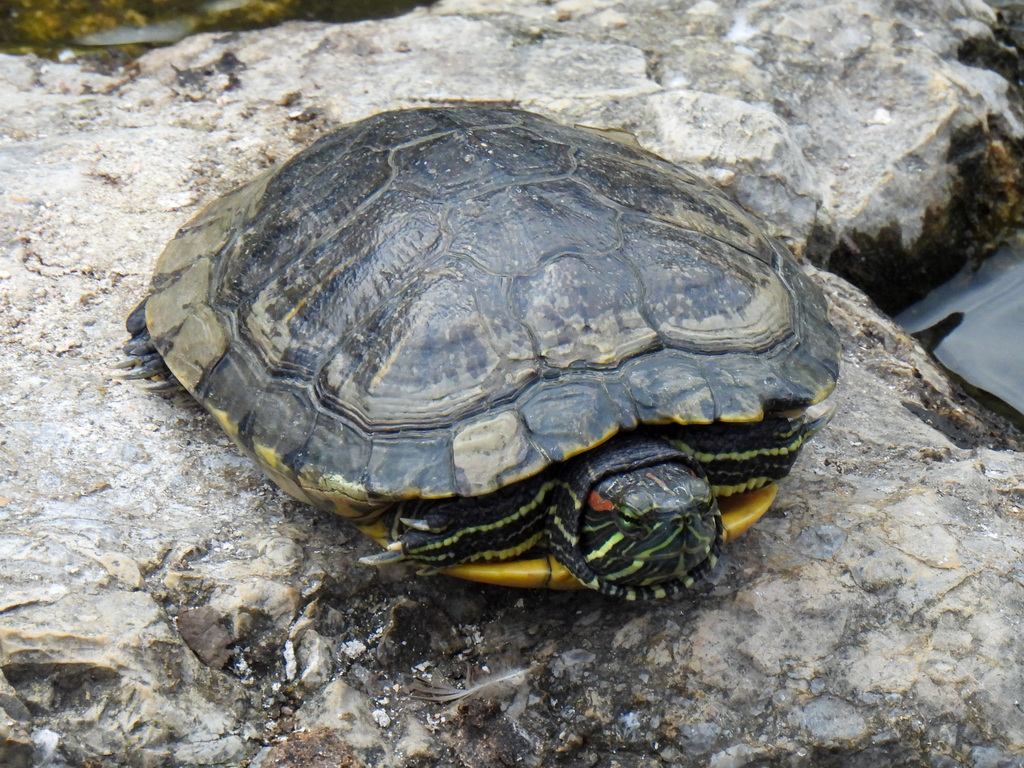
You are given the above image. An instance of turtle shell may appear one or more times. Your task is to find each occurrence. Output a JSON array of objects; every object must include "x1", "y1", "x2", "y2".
[{"x1": 144, "y1": 104, "x2": 839, "y2": 516}]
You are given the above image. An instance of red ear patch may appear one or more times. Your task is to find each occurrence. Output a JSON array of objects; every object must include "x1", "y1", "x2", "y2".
[{"x1": 587, "y1": 491, "x2": 615, "y2": 512}]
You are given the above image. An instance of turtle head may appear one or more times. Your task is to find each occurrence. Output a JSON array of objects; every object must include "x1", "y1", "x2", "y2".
[{"x1": 556, "y1": 439, "x2": 723, "y2": 599}]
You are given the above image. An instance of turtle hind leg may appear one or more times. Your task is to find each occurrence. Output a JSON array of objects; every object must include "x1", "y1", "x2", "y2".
[{"x1": 114, "y1": 297, "x2": 187, "y2": 397}]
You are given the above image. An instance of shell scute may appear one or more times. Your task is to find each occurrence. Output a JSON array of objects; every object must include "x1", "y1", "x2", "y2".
[
  {"x1": 444, "y1": 178, "x2": 621, "y2": 276},
  {"x1": 519, "y1": 379, "x2": 621, "y2": 462},
  {"x1": 391, "y1": 124, "x2": 574, "y2": 202}
]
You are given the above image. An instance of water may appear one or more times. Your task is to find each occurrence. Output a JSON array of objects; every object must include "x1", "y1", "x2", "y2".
[
  {"x1": 1, "y1": 0, "x2": 434, "y2": 56},
  {"x1": 897, "y1": 236, "x2": 1024, "y2": 426}
]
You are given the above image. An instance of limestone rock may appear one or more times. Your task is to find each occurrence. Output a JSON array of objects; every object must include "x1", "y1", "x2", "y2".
[
  {"x1": 0, "y1": 710, "x2": 33, "y2": 768},
  {"x1": 0, "y1": 591, "x2": 248, "y2": 766}
]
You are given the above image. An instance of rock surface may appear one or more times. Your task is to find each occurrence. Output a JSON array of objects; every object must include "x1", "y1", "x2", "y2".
[{"x1": 1, "y1": 1, "x2": 1023, "y2": 767}]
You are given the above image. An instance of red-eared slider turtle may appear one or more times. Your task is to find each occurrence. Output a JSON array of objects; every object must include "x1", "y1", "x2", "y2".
[{"x1": 121, "y1": 104, "x2": 839, "y2": 599}]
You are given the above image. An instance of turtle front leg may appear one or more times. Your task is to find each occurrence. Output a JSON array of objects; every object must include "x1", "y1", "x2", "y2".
[{"x1": 359, "y1": 475, "x2": 553, "y2": 571}]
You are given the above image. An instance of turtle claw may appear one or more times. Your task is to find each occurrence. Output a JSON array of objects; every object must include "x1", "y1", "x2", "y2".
[
  {"x1": 359, "y1": 544, "x2": 407, "y2": 566},
  {"x1": 118, "y1": 356, "x2": 174, "y2": 380},
  {"x1": 141, "y1": 378, "x2": 184, "y2": 393},
  {"x1": 398, "y1": 517, "x2": 435, "y2": 532}
]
